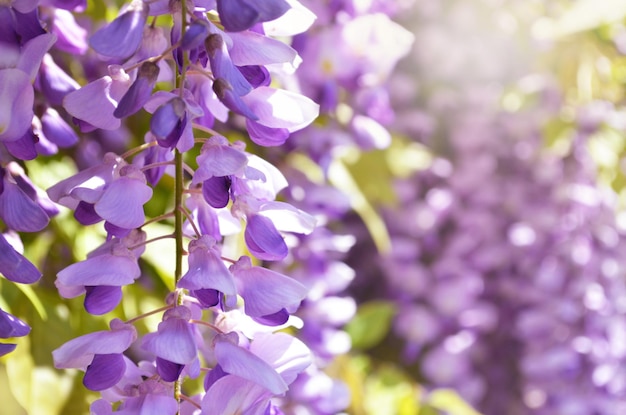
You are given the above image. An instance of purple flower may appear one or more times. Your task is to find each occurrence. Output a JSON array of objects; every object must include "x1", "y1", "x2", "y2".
[
  {"x1": 141, "y1": 306, "x2": 199, "y2": 379},
  {"x1": 89, "y1": 0, "x2": 149, "y2": 59},
  {"x1": 178, "y1": 235, "x2": 237, "y2": 305},
  {"x1": 53, "y1": 319, "x2": 137, "y2": 390},
  {"x1": 230, "y1": 256, "x2": 308, "y2": 320},
  {"x1": 55, "y1": 231, "x2": 144, "y2": 312},
  {"x1": 144, "y1": 89, "x2": 203, "y2": 152}
]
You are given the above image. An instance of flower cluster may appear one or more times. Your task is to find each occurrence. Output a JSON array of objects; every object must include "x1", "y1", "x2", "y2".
[{"x1": 0, "y1": 0, "x2": 347, "y2": 413}]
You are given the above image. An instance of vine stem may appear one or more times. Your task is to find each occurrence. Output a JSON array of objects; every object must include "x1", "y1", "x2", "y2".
[{"x1": 174, "y1": 0, "x2": 189, "y2": 411}]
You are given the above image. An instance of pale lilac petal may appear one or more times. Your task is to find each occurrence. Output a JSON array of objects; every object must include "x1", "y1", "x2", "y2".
[
  {"x1": 0, "y1": 69, "x2": 34, "y2": 142},
  {"x1": 52, "y1": 320, "x2": 137, "y2": 369},
  {"x1": 194, "y1": 138, "x2": 248, "y2": 181},
  {"x1": 214, "y1": 336, "x2": 288, "y2": 394},
  {"x1": 258, "y1": 201, "x2": 316, "y2": 234},
  {"x1": 63, "y1": 75, "x2": 131, "y2": 130},
  {"x1": 202, "y1": 375, "x2": 271, "y2": 415},
  {"x1": 94, "y1": 177, "x2": 152, "y2": 229},
  {"x1": 243, "y1": 87, "x2": 319, "y2": 132},
  {"x1": 350, "y1": 114, "x2": 391, "y2": 150},
  {"x1": 56, "y1": 253, "x2": 140, "y2": 290},
  {"x1": 250, "y1": 333, "x2": 311, "y2": 385},
  {"x1": 229, "y1": 31, "x2": 298, "y2": 67},
  {"x1": 262, "y1": 0, "x2": 316, "y2": 36},
  {"x1": 230, "y1": 256, "x2": 308, "y2": 317},
  {"x1": 83, "y1": 353, "x2": 126, "y2": 391}
]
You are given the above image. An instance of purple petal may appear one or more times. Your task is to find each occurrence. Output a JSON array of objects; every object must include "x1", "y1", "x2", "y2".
[
  {"x1": 193, "y1": 288, "x2": 220, "y2": 308},
  {"x1": 205, "y1": 34, "x2": 252, "y2": 97},
  {"x1": 89, "y1": 0, "x2": 148, "y2": 58},
  {"x1": 84, "y1": 285, "x2": 123, "y2": 315},
  {"x1": 214, "y1": 336, "x2": 288, "y2": 394},
  {"x1": 202, "y1": 375, "x2": 272, "y2": 415},
  {"x1": 229, "y1": 31, "x2": 298, "y2": 67},
  {"x1": 63, "y1": 75, "x2": 130, "y2": 130},
  {"x1": 0, "y1": 233, "x2": 41, "y2": 283},
  {"x1": 83, "y1": 353, "x2": 126, "y2": 391},
  {"x1": 0, "y1": 176, "x2": 49, "y2": 232},
  {"x1": 156, "y1": 356, "x2": 184, "y2": 382},
  {"x1": 181, "y1": 20, "x2": 210, "y2": 50},
  {"x1": 217, "y1": 0, "x2": 290, "y2": 32},
  {"x1": 41, "y1": 107, "x2": 79, "y2": 147},
  {"x1": 17, "y1": 33, "x2": 56, "y2": 81},
  {"x1": 230, "y1": 256, "x2": 308, "y2": 318},
  {"x1": 0, "y1": 308, "x2": 30, "y2": 338},
  {"x1": 141, "y1": 317, "x2": 197, "y2": 364},
  {"x1": 56, "y1": 253, "x2": 140, "y2": 290},
  {"x1": 212, "y1": 78, "x2": 258, "y2": 120},
  {"x1": 4, "y1": 130, "x2": 38, "y2": 160},
  {"x1": 251, "y1": 309, "x2": 289, "y2": 326},
  {"x1": 202, "y1": 176, "x2": 231, "y2": 208},
  {"x1": 195, "y1": 138, "x2": 248, "y2": 180},
  {"x1": 0, "y1": 68, "x2": 34, "y2": 142},
  {"x1": 204, "y1": 364, "x2": 228, "y2": 391},
  {"x1": 243, "y1": 86, "x2": 319, "y2": 132},
  {"x1": 74, "y1": 201, "x2": 102, "y2": 225},
  {"x1": 94, "y1": 176, "x2": 152, "y2": 229},
  {"x1": 178, "y1": 236, "x2": 237, "y2": 296},
  {"x1": 238, "y1": 65, "x2": 271, "y2": 88},
  {"x1": 150, "y1": 97, "x2": 185, "y2": 143},
  {"x1": 51, "y1": 8, "x2": 88, "y2": 55},
  {"x1": 53, "y1": 320, "x2": 136, "y2": 369},
  {"x1": 246, "y1": 119, "x2": 289, "y2": 147},
  {"x1": 0, "y1": 343, "x2": 17, "y2": 357},
  {"x1": 114, "y1": 61, "x2": 160, "y2": 118},
  {"x1": 250, "y1": 333, "x2": 311, "y2": 385},
  {"x1": 244, "y1": 214, "x2": 288, "y2": 261}
]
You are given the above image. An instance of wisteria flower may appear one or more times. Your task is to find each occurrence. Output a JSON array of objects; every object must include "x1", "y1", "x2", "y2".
[{"x1": 53, "y1": 319, "x2": 137, "y2": 390}]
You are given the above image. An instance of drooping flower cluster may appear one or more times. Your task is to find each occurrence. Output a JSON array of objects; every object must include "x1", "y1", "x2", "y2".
[{"x1": 0, "y1": 0, "x2": 348, "y2": 412}]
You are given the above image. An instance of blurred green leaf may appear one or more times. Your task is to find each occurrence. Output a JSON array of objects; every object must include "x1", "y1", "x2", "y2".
[
  {"x1": 345, "y1": 301, "x2": 396, "y2": 350},
  {"x1": 427, "y1": 389, "x2": 484, "y2": 415}
]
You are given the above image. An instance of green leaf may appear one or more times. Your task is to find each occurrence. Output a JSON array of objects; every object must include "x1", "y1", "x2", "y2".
[
  {"x1": 427, "y1": 389, "x2": 484, "y2": 415},
  {"x1": 345, "y1": 301, "x2": 396, "y2": 350}
]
